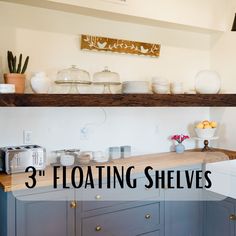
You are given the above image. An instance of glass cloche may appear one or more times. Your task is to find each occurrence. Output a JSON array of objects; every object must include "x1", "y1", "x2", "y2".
[
  {"x1": 93, "y1": 67, "x2": 120, "y2": 84},
  {"x1": 55, "y1": 65, "x2": 91, "y2": 84}
]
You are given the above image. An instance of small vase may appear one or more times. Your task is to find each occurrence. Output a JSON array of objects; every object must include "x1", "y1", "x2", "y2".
[
  {"x1": 175, "y1": 143, "x2": 185, "y2": 154},
  {"x1": 4, "y1": 73, "x2": 26, "y2": 93},
  {"x1": 30, "y1": 72, "x2": 51, "y2": 94}
]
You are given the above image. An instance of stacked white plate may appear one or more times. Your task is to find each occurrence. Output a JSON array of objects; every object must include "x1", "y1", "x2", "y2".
[
  {"x1": 122, "y1": 81, "x2": 151, "y2": 94},
  {"x1": 152, "y1": 78, "x2": 169, "y2": 94}
]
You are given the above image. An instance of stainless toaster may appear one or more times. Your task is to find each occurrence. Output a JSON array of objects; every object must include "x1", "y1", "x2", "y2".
[{"x1": 0, "y1": 145, "x2": 46, "y2": 174}]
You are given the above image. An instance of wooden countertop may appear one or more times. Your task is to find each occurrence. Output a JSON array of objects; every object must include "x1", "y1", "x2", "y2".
[{"x1": 0, "y1": 151, "x2": 229, "y2": 192}]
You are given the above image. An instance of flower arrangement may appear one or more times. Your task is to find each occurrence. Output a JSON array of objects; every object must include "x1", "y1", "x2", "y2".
[{"x1": 171, "y1": 134, "x2": 190, "y2": 144}]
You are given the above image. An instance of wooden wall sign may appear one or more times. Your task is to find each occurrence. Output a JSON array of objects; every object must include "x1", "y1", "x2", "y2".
[{"x1": 81, "y1": 35, "x2": 160, "y2": 57}]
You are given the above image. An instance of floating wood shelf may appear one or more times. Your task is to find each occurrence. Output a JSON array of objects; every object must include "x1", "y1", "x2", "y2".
[{"x1": 0, "y1": 94, "x2": 236, "y2": 107}]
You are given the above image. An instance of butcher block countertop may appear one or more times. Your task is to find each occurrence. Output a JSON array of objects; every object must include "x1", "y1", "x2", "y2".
[{"x1": 0, "y1": 151, "x2": 230, "y2": 192}]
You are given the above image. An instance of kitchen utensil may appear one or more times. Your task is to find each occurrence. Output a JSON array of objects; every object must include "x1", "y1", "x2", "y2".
[
  {"x1": 55, "y1": 65, "x2": 91, "y2": 94},
  {"x1": 195, "y1": 70, "x2": 221, "y2": 94},
  {"x1": 93, "y1": 67, "x2": 120, "y2": 83}
]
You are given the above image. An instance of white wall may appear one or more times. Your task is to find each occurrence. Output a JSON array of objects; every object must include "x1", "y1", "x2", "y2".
[
  {"x1": 0, "y1": 107, "x2": 209, "y2": 163},
  {"x1": 210, "y1": 0, "x2": 236, "y2": 150},
  {"x1": 0, "y1": 1, "x2": 213, "y2": 161},
  {"x1": 0, "y1": 1, "x2": 211, "y2": 92}
]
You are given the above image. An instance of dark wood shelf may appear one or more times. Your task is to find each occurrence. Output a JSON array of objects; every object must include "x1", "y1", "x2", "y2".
[{"x1": 0, "y1": 94, "x2": 236, "y2": 107}]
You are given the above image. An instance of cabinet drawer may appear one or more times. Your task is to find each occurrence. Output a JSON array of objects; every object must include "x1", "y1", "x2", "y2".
[
  {"x1": 81, "y1": 177, "x2": 160, "y2": 212},
  {"x1": 82, "y1": 203, "x2": 160, "y2": 236}
]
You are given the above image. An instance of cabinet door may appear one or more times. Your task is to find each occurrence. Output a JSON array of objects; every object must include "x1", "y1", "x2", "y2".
[
  {"x1": 165, "y1": 201, "x2": 203, "y2": 236},
  {"x1": 16, "y1": 190, "x2": 75, "y2": 236},
  {"x1": 205, "y1": 199, "x2": 235, "y2": 236}
]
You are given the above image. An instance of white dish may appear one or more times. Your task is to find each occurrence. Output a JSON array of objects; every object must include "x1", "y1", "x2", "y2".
[
  {"x1": 195, "y1": 70, "x2": 221, "y2": 94},
  {"x1": 0, "y1": 84, "x2": 15, "y2": 93},
  {"x1": 122, "y1": 81, "x2": 150, "y2": 94}
]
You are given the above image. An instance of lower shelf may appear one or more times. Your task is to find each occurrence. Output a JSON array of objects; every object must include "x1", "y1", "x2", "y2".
[{"x1": 0, "y1": 94, "x2": 236, "y2": 107}]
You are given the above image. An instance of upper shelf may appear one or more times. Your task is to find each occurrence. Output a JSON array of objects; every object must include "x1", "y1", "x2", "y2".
[{"x1": 0, "y1": 94, "x2": 235, "y2": 107}]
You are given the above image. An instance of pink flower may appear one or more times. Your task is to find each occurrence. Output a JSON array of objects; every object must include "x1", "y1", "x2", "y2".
[{"x1": 171, "y1": 134, "x2": 190, "y2": 144}]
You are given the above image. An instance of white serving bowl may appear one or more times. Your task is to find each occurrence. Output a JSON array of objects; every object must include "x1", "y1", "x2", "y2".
[{"x1": 195, "y1": 128, "x2": 217, "y2": 139}]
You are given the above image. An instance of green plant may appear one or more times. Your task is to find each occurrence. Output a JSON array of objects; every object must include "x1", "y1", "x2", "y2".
[{"x1": 7, "y1": 51, "x2": 29, "y2": 74}]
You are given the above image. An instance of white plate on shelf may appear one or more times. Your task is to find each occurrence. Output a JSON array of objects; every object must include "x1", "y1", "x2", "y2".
[{"x1": 195, "y1": 70, "x2": 221, "y2": 94}]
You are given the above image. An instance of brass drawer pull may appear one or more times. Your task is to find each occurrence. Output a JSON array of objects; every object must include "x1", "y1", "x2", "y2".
[
  {"x1": 145, "y1": 214, "x2": 151, "y2": 219},
  {"x1": 95, "y1": 195, "x2": 102, "y2": 200},
  {"x1": 95, "y1": 225, "x2": 102, "y2": 232},
  {"x1": 229, "y1": 214, "x2": 236, "y2": 221},
  {"x1": 70, "y1": 201, "x2": 77, "y2": 209}
]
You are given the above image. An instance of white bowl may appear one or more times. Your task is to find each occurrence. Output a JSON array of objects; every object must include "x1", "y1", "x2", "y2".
[{"x1": 195, "y1": 128, "x2": 217, "y2": 139}]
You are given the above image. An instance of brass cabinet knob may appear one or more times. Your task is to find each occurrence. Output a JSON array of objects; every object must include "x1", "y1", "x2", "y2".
[
  {"x1": 95, "y1": 195, "x2": 102, "y2": 200},
  {"x1": 229, "y1": 214, "x2": 236, "y2": 221},
  {"x1": 145, "y1": 214, "x2": 151, "y2": 219},
  {"x1": 95, "y1": 225, "x2": 102, "y2": 232},
  {"x1": 70, "y1": 201, "x2": 77, "y2": 209}
]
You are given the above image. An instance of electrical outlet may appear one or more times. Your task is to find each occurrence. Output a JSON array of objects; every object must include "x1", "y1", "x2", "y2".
[{"x1": 23, "y1": 130, "x2": 33, "y2": 144}]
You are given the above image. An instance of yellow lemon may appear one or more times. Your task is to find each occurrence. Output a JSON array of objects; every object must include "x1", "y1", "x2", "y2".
[
  {"x1": 202, "y1": 120, "x2": 210, "y2": 126},
  {"x1": 204, "y1": 124, "x2": 212, "y2": 129},
  {"x1": 196, "y1": 123, "x2": 204, "y2": 129},
  {"x1": 210, "y1": 121, "x2": 218, "y2": 128}
]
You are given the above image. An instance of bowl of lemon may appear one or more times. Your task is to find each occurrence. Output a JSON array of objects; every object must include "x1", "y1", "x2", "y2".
[{"x1": 195, "y1": 120, "x2": 217, "y2": 139}]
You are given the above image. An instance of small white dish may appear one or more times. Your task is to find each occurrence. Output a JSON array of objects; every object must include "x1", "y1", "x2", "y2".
[{"x1": 0, "y1": 84, "x2": 15, "y2": 93}]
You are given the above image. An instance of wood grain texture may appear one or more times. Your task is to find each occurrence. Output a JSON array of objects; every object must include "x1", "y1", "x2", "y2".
[
  {"x1": 0, "y1": 94, "x2": 236, "y2": 107},
  {"x1": 0, "y1": 151, "x2": 228, "y2": 192},
  {"x1": 81, "y1": 35, "x2": 160, "y2": 57}
]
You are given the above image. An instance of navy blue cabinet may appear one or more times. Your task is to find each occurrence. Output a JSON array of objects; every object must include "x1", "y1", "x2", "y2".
[
  {"x1": 204, "y1": 198, "x2": 235, "y2": 236},
  {"x1": 165, "y1": 201, "x2": 203, "y2": 236}
]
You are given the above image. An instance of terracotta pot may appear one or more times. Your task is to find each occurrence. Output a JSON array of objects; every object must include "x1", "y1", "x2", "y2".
[{"x1": 4, "y1": 73, "x2": 26, "y2": 93}]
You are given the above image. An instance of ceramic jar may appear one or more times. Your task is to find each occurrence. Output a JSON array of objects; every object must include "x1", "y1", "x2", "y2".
[
  {"x1": 31, "y1": 72, "x2": 51, "y2": 94},
  {"x1": 175, "y1": 143, "x2": 185, "y2": 154}
]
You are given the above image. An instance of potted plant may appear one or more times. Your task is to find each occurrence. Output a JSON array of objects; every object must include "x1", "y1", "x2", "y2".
[
  {"x1": 4, "y1": 51, "x2": 29, "y2": 93},
  {"x1": 171, "y1": 134, "x2": 190, "y2": 153}
]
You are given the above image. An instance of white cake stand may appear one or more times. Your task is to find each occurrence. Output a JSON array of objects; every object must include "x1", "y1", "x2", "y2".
[{"x1": 193, "y1": 136, "x2": 219, "y2": 152}]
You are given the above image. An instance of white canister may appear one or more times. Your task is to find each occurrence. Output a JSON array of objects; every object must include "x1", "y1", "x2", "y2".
[
  {"x1": 31, "y1": 72, "x2": 51, "y2": 94},
  {"x1": 60, "y1": 154, "x2": 75, "y2": 166}
]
